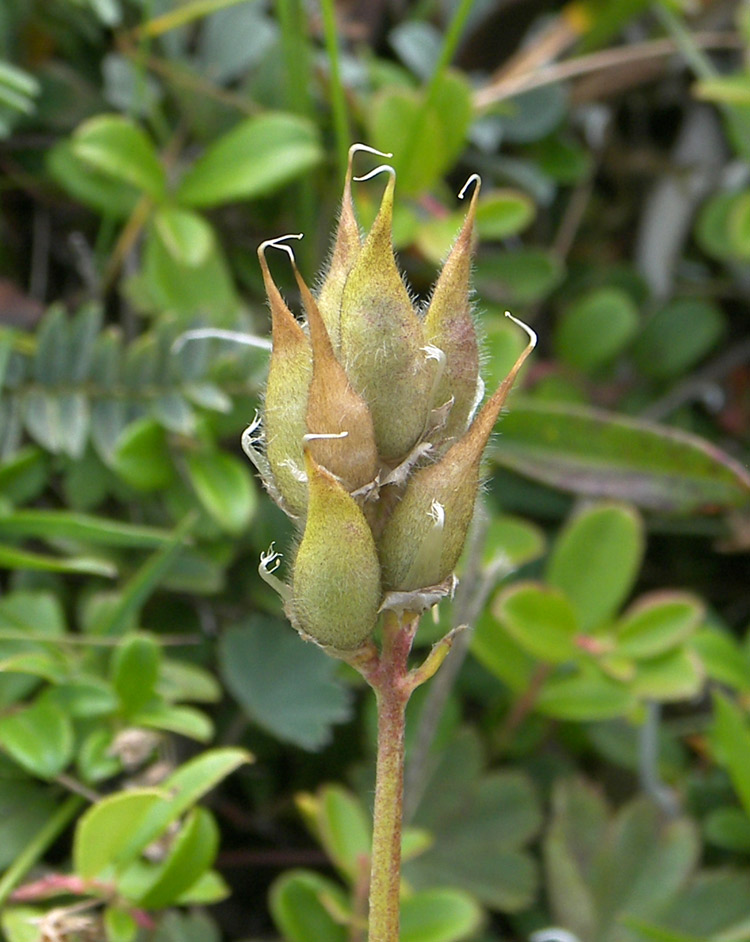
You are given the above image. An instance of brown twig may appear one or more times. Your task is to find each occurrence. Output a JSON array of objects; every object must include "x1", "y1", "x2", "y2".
[
  {"x1": 495, "y1": 662, "x2": 553, "y2": 752},
  {"x1": 473, "y1": 32, "x2": 742, "y2": 110}
]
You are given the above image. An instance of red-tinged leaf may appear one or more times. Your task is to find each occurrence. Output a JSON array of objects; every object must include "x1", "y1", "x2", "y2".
[{"x1": 491, "y1": 400, "x2": 750, "y2": 514}]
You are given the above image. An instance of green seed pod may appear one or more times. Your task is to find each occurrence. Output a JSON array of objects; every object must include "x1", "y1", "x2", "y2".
[
  {"x1": 290, "y1": 258, "x2": 378, "y2": 494},
  {"x1": 378, "y1": 315, "x2": 536, "y2": 592},
  {"x1": 423, "y1": 175, "x2": 481, "y2": 446},
  {"x1": 292, "y1": 451, "x2": 382, "y2": 649},
  {"x1": 339, "y1": 167, "x2": 431, "y2": 461},
  {"x1": 259, "y1": 237, "x2": 312, "y2": 519},
  {"x1": 316, "y1": 146, "x2": 392, "y2": 353}
]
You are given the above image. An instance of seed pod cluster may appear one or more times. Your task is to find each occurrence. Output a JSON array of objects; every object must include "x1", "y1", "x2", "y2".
[{"x1": 245, "y1": 146, "x2": 535, "y2": 651}]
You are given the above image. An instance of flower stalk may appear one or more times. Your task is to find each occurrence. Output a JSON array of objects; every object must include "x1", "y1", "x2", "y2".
[{"x1": 367, "y1": 611, "x2": 414, "y2": 942}]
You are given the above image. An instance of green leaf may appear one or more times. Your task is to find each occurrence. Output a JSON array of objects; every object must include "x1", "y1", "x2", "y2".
[
  {"x1": 0, "y1": 699, "x2": 73, "y2": 778},
  {"x1": 0, "y1": 509, "x2": 175, "y2": 549},
  {"x1": 544, "y1": 779, "x2": 700, "y2": 942},
  {"x1": 704, "y1": 806, "x2": 750, "y2": 853},
  {"x1": 401, "y1": 888, "x2": 483, "y2": 942},
  {"x1": 630, "y1": 648, "x2": 704, "y2": 702},
  {"x1": 141, "y1": 220, "x2": 238, "y2": 316},
  {"x1": 369, "y1": 71, "x2": 473, "y2": 196},
  {"x1": 594, "y1": 799, "x2": 699, "y2": 929},
  {"x1": 219, "y1": 617, "x2": 353, "y2": 751},
  {"x1": 115, "y1": 748, "x2": 251, "y2": 867},
  {"x1": 618, "y1": 917, "x2": 705, "y2": 942},
  {"x1": 632, "y1": 298, "x2": 725, "y2": 379},
  {"x1": 112, "y1": 418, "x2": 175, "y2": 492},
  {"x1": 185, "y1": 450, "x2": 256, "y2": 534},
  {"x1": 70, "y1": 114, "x2": 165, "y2": 199},
  {"x1": 0, "y1": 650, "x2": 66, "y2": 683},
  {"x1": 23, "y1": 389, "x2": 90, "y2": 458},
  {"x1": 138, "y1": 807, "x2": 219, "y2": 908},
  {"x1": 1, "y1": 907, "x2": 47, "y2": 942},
  {"x1": 33, "y1": 304, "x2": 69, "y2": 386},
  {"x1": 134, "y1": 703, "x2": 213, "y2": 741},
  {"x1": 315, "y1": 785, "x2": 371, "y2": 882},
  {"x1": 496, "y1": 84, "x2": 567, "y2": 143},
  {"x1": 174, "y1": 869, "x2": 228, "y2": 904},
  {"x1": 547, "y1": 503, "x2": 643, "y2": 632},
  {"x1": 407, "y1": 731, "x2": 540, "y2": 912},
  {"x1": 645, "y1": 870, "x2": 750, "y2": 940},
  {"x1": 0, "y1": 447, "x2": 49, "y2": 504},
  {"x1": 544, "y1": 777, "x2": 606, "y2": 942},
  {"x1": 471, "y1": 607, "x2": 536, "y2": 695},
  {"x1": 0, "y1": 543, "x2": 116, "y2": 577},
  {"x1": 482, "y1": 514, "x2": 546, "y2": 570},
  {"x1": 728, "y1": 189, "x2": 750, "y2": 258},
  {"x1": 616, "y1": 592, "x2": 704, "y2": 659},
  {"x1": 104, "y1": 907, "x2": 137, "y2": 942},
  {"x1": 492, "y1": 400, "x2": 750, "y2": 513},
  {"x1": 177, "y1": 112, "x2": 322, "y2": 207},
  {"x1": 537, "y1": 663, "x2": 635, "y2": 720},
  {"x1": 692, "y1": 626, "x2": 750, "y2": 692},
  {"x1": 152, "y1": 207, "x2": 215, "y2": 267},
  {"x1": 713, "y1": 693, "x2": 750, "y2": 817},
  {"x1": 494, "y1": 583, "x2": 579, "y2": 663},
  {"x1": 475, "y1": 189, "x2": 536, "y2": 240},
  {"x1": 158, "y1": 659, "x2": 221, "y2": 703},
  {"x1": 270, "y1": 870, "x2": 348, "y2": 942},
  {"x1": 152, "y1": 911, "x2": 221, "y2": 942},
  {"x1": 74, "y1": 789, "x2": 166, "y2": 878},
  {"x1": 152, "y1": 391, "x2": 196, "y2": 436},
  {"x1": 695, "y1": 190, "x2": 742, "y2": 260},
  {"x1": 475, "y1": 248, "x2": 564, "y2": 306},
  {"x1": 78, "y1": 729, "x2": 122, "y2": 784},
  {"x1": 47, "y1": 141, "x2": 140, "y2": 218},
  {"x1": 0, "y1": 779, "x2": 59, "y2": 870},
  {"x1": 0, "y1": 61, "x2": 39, "y2": 114},
  {"x1": 90, "y1": 514, "x2": 194, "y2": 636},
  {"x1": 69, "y1": 303, "x2": 104, "y2": 383},
  {"x1": 111, "y1": 634, "x2": 161, "y2": 717},
  {"x1": 556, "y1": 287, "x2": 639, "y2": 371}
]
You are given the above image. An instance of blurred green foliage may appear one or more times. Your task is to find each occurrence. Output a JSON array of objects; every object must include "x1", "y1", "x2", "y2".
[{"x1": 1, "y1": 0, "x2": 750, "y2": 939}]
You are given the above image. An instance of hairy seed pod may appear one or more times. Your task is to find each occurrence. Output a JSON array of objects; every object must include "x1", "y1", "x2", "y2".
[
  {"x1": 423, "y1": 175, "x2": 481, "y2": 446},
  {"x1": 315, "y1": 159, "x2": 360, "y2": 352},
  {"x1": 378, "y1": 316, "x2": 536, "y2": 591},
  {"x1": 291, "y1": 452, "x2": 382, "y2": 649},
  {"x1": 316, "y1": 145, "x2": 392, "y2": 353},
  {"x1": 291, "y1": 261, "x2": 379, "y2": 494},
  {"x1": 259, "y1": 238, "x2": 312, "y2": 518},
  {"x1": 339, "y1": 168, "x2": 431, "y2": 461}
]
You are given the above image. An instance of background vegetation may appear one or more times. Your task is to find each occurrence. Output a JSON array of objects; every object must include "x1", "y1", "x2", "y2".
[{"x1": 1, "y1": 0, "x2": 750, "y2": 940}]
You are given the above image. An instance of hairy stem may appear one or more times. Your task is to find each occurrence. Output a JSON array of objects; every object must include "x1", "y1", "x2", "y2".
[{"x1": 367, "y1": 610, "x2": 417, "y2": 942}]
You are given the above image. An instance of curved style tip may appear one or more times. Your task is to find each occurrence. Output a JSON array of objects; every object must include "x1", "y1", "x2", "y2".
[
  {"x1": 258, "y1": 232, "x2": 304, "y2": 264},
  {"x1": 348, "y1": 143, "x2": 394, "y2": 162},
  {"x1": 458, "y1": 173, "x2": 481, "y2": 200},
  {"x1": 353, "y1": 163, "x2": 396, "y2": 184},
  {"x1": 504, "y1": 310, "x2": 538, "y2": 351},
  {"x1": 259, "y1": 542, "x2": 291, "y2": 601}
]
